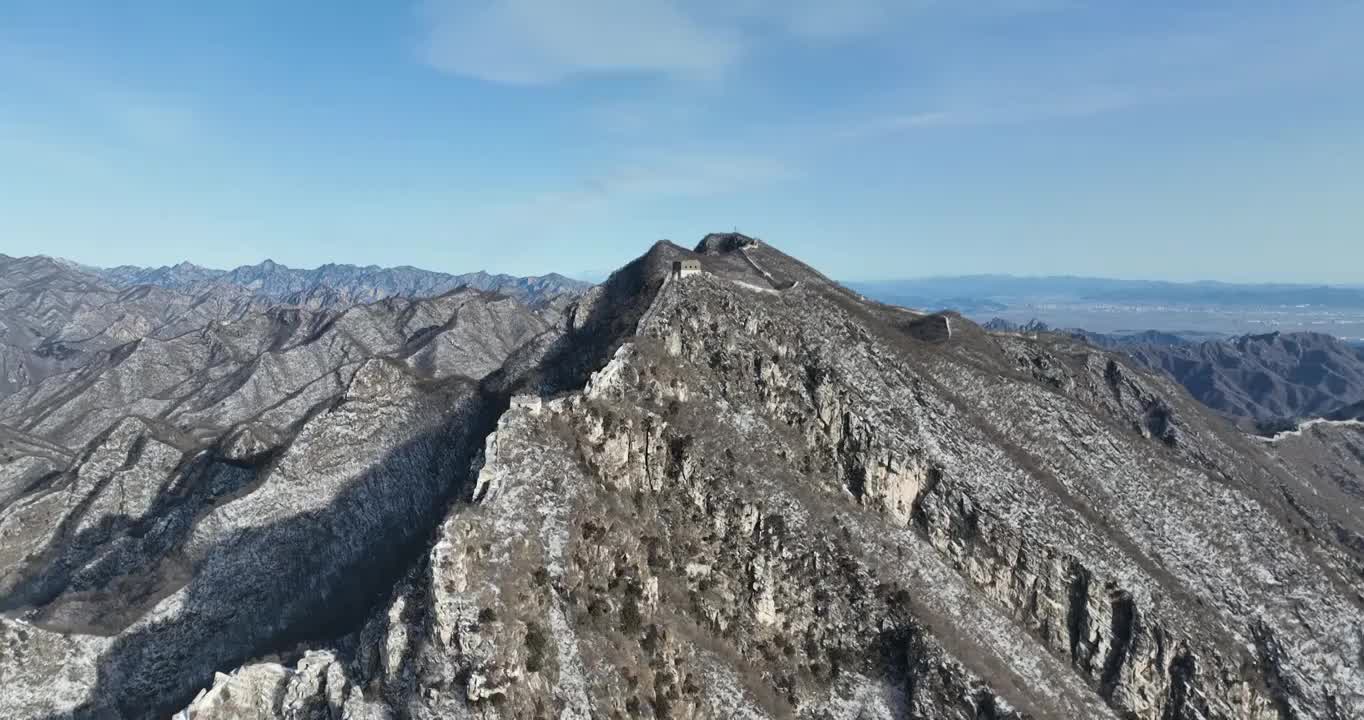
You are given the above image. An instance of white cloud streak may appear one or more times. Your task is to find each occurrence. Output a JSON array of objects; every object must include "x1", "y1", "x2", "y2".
[
  {"x1": 0, "y1": 40, "x2": 203, "y2": 150},
  {"x1": 98, "y1": 95, "x2": 200, "y2": 147},
  {"x1": 417, "y1": 0, "x2": 1076, "y2": 84},
  {"x1": 419, "y1": 0, "x2": 742, "y2": 84},
  {"x1": 414, "y1": 0, "x2": 1074, "y2": 85},
  {"x1": 469, "y1": 149, "x2": 794, "y2": 231},
  {"x1": 840, "y1": 2, "x2": 1364, "y2": 135}
]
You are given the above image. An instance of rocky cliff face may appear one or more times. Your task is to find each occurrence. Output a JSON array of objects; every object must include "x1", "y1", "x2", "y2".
[{"x1": 2, "y1": 239, "x2": 1362, "y2": 720}]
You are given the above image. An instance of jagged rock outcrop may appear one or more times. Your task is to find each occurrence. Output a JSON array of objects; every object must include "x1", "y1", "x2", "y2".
[
  {"x1": 2, "y1": 238, "x2": 1362, "y2": 719},
  {"x1": 172, "y1": 651, "x2": 390, "y2": 720}
]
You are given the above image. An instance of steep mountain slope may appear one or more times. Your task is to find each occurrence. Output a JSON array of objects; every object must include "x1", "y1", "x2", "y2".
[
  {"x1": 98, "y1": 259, "x2": 592, "y2": 308},
  {"x1": 2, "y1": 236, "x2": 1361, "y2": 719},
  {"x1": 1259, "y1": 418, "x2": 1364, "y2": 555}
]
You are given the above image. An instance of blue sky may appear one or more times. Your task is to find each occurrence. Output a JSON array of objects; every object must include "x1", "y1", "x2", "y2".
[{"x1": 1, "y1": 1, "x2": 1361, "y2": 282}]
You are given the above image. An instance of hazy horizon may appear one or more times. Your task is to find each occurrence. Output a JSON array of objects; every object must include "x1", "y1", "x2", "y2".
[{"x1": 7, "y1": 246, "x2": 1364, "y2": 290}]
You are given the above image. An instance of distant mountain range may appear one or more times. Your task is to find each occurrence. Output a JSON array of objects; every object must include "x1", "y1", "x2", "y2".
[
  {"x1": 853, "y1": 275, "x2": 1364, "y2": 309},
  {"x1": 983, "y1": 318, "x2": 1217, "y2": 346},
  {"x1": 0, "y1": 254, "x2": 591, "y2": 402},
  {"x1": 96, "y1": 259, "x2": 592, "y2": 308},
  {"x1": 1, "y1": 254, "x2": 268, "y2": 400},
  {"x1": 986, "y1": 317, "x2": 1364, "y2": 429},
  {"x1": 1118, "y1": 331, "x2": 1364, "y2": 425},
  {"x1": 857, "y1": 275, "x2": 1364, "y2": 340}
]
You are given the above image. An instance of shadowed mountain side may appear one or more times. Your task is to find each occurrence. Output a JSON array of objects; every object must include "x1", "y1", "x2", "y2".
[
  {"x1": 1327, "y1": 399, "x2": 1364, "y2": 421},
  {"x1": 71, "y1": 379, "x2": 496, "y2": 718},
  {"x1": 0, "y1": 363, "x2": 493, "y2": 717}
]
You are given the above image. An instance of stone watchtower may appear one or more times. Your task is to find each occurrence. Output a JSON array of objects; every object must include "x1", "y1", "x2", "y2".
[{"x1": 672, "y1": 259, "x2": 702, "y2": 280}]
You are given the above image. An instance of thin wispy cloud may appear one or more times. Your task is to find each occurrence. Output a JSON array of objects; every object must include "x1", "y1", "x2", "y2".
[
  {"x1": 418, "y1": 0, "x2": 743, "y2": 84},
  {"x1": 416, "y1": 0, "x2": 1078, "y2": 85},
  {"x1": 470, "y1": 149, "x2": 795, "y2": 233},
  {"x1": 0, "y1": 40, "x2": 204, "y2": 151},
  {"x1": 98, "y1": 94, "x2": 200, "y2": 148},
  {"x1": 733, "y1": 0, "x2": 1074, "y2": 40},
  {"x1": 743, "y1": 0, "x2": 893, "y2": 41},
  {"x1": 842, "y1": 89, "x2": 1147, "y2": 135},
  {"x1": 838, "y1": 1, "x2": 1364, "y2": 137}
]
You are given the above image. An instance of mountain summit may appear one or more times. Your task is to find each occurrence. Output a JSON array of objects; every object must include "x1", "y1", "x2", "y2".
[{"x1": 1, "y1": 237, "x2": 1361, "y2": 719}]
